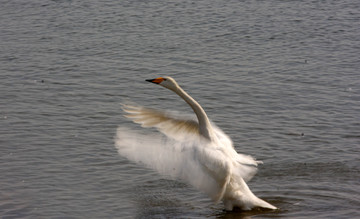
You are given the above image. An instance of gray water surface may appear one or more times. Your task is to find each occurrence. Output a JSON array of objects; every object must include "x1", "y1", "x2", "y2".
[{"x1": 1, "y1": 0, "x2": 359, "y2": 218}]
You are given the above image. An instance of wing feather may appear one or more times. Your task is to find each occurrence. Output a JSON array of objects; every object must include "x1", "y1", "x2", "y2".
[
  {"x1": 115, "y1": 127, "x2": 231, "y2": 202},
  {"x1": 122, "y1": 104, "x2": 200, "y2": 141}
]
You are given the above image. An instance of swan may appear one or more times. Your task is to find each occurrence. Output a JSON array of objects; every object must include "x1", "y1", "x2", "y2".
[{"x1": 115, "y1": 76, "x2": 277, "y2": 211}]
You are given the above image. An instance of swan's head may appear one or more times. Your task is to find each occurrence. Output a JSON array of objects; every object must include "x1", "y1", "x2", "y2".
[{"x1": 146, "y1": 77, "x2": 179, "y2": 91}]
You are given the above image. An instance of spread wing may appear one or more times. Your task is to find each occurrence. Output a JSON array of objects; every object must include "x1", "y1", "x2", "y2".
[
  {"x1": 122, "y1": 104, "x2": 200, "y2": 141},
  {"x1": 115, "y1": 127, "x2": 231, "y2": 202}
]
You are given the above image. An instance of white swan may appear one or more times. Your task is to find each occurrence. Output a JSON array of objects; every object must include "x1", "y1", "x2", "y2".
[{"x1": 115, "y1": 76, "x2": 277, "y2": 211}]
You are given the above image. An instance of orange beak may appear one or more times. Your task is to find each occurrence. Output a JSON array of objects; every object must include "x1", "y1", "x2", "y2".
[{"x1": 145, "y1": 77, "x2": 165, "y2": 84}]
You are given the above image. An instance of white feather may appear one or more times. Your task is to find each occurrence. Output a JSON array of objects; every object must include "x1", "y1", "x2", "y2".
[
  {"x1": 115, "y1": 127, "x2": 230, "y2": 202},
  {"x1": 122, "y1": 104, "x2": 200, "y2": 142}
]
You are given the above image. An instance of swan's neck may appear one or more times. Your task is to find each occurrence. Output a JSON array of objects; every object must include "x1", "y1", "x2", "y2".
[{"x1": 173, "y1": 86, "x2": 213, "y2": 140}]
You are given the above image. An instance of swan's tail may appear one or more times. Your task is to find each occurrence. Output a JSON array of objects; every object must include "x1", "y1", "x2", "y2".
[
  {"x1": 253, "y1": 196, "x2": 277, "y2": 210},
  {"x1": 224, "y1": 193, "x2": 277, "y2": 211},
  {"x1": 223, "y1": 176, "x2": 277, "y2": 211}
]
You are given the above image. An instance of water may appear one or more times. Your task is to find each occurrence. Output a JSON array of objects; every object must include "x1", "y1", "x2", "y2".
[{"x1": 1, "y1": 0, "x2": 359, "y2": 218}]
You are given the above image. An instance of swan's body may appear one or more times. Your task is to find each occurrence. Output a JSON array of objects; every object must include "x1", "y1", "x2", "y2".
[{"x1": 115, "y1": 77, "x2": 276, "y2": 211}]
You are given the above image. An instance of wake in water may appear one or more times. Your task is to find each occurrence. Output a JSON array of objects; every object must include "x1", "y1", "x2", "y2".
[{"x1": 114, "y1": 77, "x2": 276, "y2": 210}]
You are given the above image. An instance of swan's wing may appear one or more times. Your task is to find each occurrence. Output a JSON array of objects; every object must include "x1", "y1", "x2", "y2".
[
  {"x1": 115, "y1": 127, "x2": 230, "y2": 202},
  {"x1": 122, "y1": 104, "x2": 200, "y2": 141},
  {"x1": 211, "y1": 124, "x2": 261, "y2": 182}
]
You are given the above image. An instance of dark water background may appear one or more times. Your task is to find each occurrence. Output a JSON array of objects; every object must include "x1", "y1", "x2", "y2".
[{"x1": 1, "y1": 0, "x2": 359, "y2": 218}]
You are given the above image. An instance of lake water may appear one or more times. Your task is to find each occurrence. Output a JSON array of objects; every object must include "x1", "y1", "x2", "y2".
[{"x1": 1, "y1": 0, "x2": 359, "y2": 218}]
